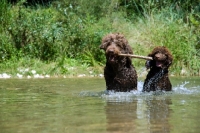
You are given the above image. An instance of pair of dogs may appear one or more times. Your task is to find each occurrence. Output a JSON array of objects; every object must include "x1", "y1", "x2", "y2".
[{"x1": 100, "y1": 33, "x2": 173, "y2": 92}]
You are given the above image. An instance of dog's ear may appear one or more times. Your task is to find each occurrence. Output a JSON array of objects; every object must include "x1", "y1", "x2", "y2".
[
  {"x1": 164, "y1": 50, "x2": 173, "y2": 68},
  {"x1": 166, "y1": 52, "x2": 173, "y2": 67},
  {"x1": 164, "y1": 60, "x2": 172, "y2": 68},
  {"x1": 126, "y1": 57, "x2": 132, "y2": 67},
  {"x1": 125, "y1": 44, "x2": 133, "y2": 54},
  {"x1": 145, "y1": 60, "x2": 152, "y2": 69},
  {"x1": 100, "y1": 43, "x2": 106, "y2": 50}
]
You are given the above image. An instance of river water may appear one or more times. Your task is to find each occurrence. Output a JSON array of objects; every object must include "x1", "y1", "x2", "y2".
[{"x1": 0, "y1": 77, "x2": 200, "y2": 133}]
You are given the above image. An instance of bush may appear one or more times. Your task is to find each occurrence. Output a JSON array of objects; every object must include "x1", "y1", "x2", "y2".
[{"x1": 0, "y1": 0, "x2": 199, "y2": 76}]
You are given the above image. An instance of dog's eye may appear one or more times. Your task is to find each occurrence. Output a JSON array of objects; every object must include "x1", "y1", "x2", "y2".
[
  {"x1": 106, "y1": 42, "x2": 112, "y2": 47},
  {"x1": 155, "y1": 51, "x2": 160, "y2": 54},
  {"x1": 116, "y1": 43, "x2": 124, "y2": 49}
]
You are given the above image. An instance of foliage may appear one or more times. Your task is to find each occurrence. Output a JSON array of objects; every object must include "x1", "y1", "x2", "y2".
[
  {"x1": 0, "y1": 0, "x2": 200, "y2": 76},
  {"x1": 119, "y1": 0, "x2": 200, "y2": 17}
]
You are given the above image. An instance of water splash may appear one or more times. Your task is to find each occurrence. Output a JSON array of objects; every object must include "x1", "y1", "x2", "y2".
[
  {"x1": 79, "y1": 80, "x2": 200, "y2": 102},
  {"x1": 101, "y1": 90, "x2": 142, "y2": 102},
  {"x1": 173, "y1": 81, "x2": 200, "y2": 94}
]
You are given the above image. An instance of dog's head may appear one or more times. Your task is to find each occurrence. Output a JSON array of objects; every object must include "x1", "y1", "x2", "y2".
[
  {"x1": 100, "y1": 33, "x2": 133, "y2": 64},
  {"x1": 146, "y1": 46, "x2": 173, "y2": 69}
]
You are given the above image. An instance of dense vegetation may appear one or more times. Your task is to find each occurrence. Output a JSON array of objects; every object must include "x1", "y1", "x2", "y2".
[{"x1": 0, "y1": 0, "x2": 200, "y2": 77}]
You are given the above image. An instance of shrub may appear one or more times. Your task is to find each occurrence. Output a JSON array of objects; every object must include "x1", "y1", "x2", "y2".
[{"x1": 0, "y1": 0, "x2": 199, "y2": 76}]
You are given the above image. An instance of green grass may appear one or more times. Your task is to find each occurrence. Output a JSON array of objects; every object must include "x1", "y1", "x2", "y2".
[
  {"x1": 0, "y1": 1, "x2": 199, "y2": 77},
  {"x1": 107, "y1": 9, "x2": 200, "y2": 76},
  {"x1": 0, "y1": 57, "x2": 104, "y2": 78}
]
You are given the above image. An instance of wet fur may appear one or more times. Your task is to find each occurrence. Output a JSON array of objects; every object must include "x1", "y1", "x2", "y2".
[
  {"x1": 100, "y1": 33, "x2": 137, "y2": 92},
  {"x1": 143, "y1": 46, "x2": 173, "y2": 92}
]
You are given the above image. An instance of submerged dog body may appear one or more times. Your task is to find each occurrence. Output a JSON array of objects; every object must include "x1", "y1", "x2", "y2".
[
  {"x1": 100, "y1": 33, "x2": 137, "y2": 92},
  {"x1": 143, "y1": 46, "x2": 173, "y2": 92}
]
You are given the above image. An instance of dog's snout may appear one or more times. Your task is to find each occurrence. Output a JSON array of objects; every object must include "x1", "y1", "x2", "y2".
[
  {"x1": 155, "y1": 53, "x2": 162, "y2": 59},
  {"x1": 106, "y1": 44, "x2": 116, "y2": 54},
  {"x1": 105, "y1": 42, "x2": 121, "y2": 55},
  {"x1": 155, "y1": 53, "x2": 161, "y2": 58},
  {"x1": 155, "y1": 53, "x2": 166, "y2": 60},
  {"x1": 108, "y1": 49, "x2": 114, "y2": 54}
]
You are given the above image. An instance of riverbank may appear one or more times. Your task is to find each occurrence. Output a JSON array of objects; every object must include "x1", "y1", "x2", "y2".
[
  {"x1": 0, "y1": 72, "x2": 104, "y2": 79},
  {"x1": 0, "y1": 67, "x2": 104, "y2": 79},
  {"x1": 0, "y1": 60, "x2": 105, "y2": 79},
  {"x1": 1, "y1": 63, "x2": 180, "y2": 79},
  {"x1": 0, "y1": 56, "x2": 194, "y2": 79}
]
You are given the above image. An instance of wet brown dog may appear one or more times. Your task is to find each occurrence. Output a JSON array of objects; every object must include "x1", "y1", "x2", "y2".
[
  {"x1": 143, "y1": 46, "x2": 173, "y2": 92},
  {"x1": 100, "y1": 33, "x2": 137, "y2": 92}
]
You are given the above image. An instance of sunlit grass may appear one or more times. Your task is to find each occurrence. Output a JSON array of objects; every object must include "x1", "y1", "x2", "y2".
[{"x1": 0, "y1": 1, "x2": 199, "y2": 77}]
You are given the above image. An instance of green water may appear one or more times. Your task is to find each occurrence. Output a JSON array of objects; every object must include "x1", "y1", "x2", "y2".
[{"x1": 0, "y1": 77, "x2": 200, "y2": 133}]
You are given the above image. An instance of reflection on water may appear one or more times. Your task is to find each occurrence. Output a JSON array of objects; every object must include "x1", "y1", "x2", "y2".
[
  {"x1": 105, "y1": 101, "x2": 137, "y2": 133},
  {"x1": 0, "y1": 77, "x2": 200, "y2": 133},
  {"x1": 103, "y1": 93, "x2": 173, "y2": 133},
  {"x1": 144, "y1": 97, "x2": 172, "y2": 133}
]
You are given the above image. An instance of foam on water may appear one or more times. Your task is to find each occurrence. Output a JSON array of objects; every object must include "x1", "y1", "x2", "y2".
[
  {"x1": 79, "y1": 80, "x2": 200, "y2": 102},
  {"x1": 173, "y1": 81, "x2": 200, "y2": 94}
]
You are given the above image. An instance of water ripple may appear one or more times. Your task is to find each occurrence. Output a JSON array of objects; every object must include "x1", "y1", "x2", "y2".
[{"x1": 79, "y1": 80, "x2": 200, "y2": 102}]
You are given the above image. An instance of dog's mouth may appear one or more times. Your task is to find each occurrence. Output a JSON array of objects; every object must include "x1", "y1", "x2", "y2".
[
  {"x1": 154, "y1": 53, "x2": 167, "y2": 68},
  {"x1": 108, "y1": 53, "x2": 118, "y2": 63},
  {"x1": 156, "y1": 61, "x2": 165, "y2": 67}
]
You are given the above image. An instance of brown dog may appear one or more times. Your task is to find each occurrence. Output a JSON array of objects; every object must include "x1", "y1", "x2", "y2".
[
  {"x1": 143, "y1": 46, "x2": 173, "y2": 92},
  {"x1": 100, "y1": 33, "x2": 137, "y2": 92}
]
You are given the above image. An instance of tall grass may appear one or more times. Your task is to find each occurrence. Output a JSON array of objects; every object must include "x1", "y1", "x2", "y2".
[
  {"x1": 107, "y1": 7, "x2": 200, "y2": 76},
  {"x1": 143, "y1": 19, "x2": 198, "y2": 76},
  {"x1": 0, "y1": 0, "x2": 199, "y2": 76}
]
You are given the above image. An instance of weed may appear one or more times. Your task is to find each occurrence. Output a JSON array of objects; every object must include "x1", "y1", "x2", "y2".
[{"x1": 0, "y1": 0, "x2": 199, "y2": 76}]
